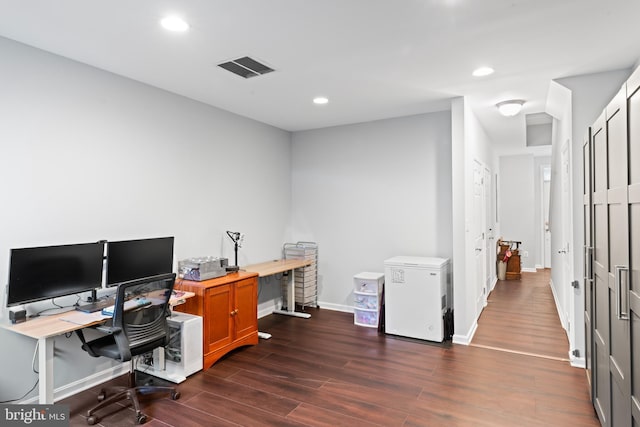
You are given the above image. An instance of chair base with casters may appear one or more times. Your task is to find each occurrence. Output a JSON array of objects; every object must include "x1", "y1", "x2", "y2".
[
  {"x1": 76, "y1": 273, "x2": 181, "y2": 425},
  {"x1": 85, "y1": 359, "x2": 180, "y2": 425}
]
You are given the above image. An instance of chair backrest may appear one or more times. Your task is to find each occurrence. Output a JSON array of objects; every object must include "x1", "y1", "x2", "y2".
[{"x1": 112, "y1": 273, "x2": 176, "y2": 359}]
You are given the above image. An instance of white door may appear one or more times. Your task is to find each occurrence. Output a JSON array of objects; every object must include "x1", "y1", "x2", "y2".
[
  {"x1": 472, "y1": 160, "x2": 485, "y2": 313},
  {"x1": 543, "y1": 175, "x2": 551, "y2": 268},
  {"x1": 484, "y1": 167, "x2": 493, "y2": 295},
  {"x1": 560, "y1": 141, "x2": 574, "y2": 335}
]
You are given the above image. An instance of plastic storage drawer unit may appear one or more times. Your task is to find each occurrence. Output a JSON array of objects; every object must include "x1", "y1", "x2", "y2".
[
  {"x1": 353, "y1": 272, "x2": 384, "y2": 328},
  {"x1": 354, "y1": 308, "x2": 379, "y2": 327},
  {"x1": 354, "y1": 293, "x2": 379, "y2": 309}
]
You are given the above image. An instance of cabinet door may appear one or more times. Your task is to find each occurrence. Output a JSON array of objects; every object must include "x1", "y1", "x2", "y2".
[
  {"x1": 204, "y1": 283, "x2": 233, "y2": 354},
  {"x1": 233, "y1": 277, "x2": 258, "y2": 340},
  {"x1": 606, "y1": 90, "x2": 631, "y2": 427}
]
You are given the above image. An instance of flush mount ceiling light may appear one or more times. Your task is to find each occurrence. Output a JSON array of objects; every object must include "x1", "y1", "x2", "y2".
[
  {"x1": 472, "y1": 67, "x2": 494, "y2": 77},
  {"x1": 496, "y1": 99, "x2": 525, "y2": 117},
  {"x1": 160, "y1": 16, "x2": 190, "y2": 32},
  {"x1": 313, "y1": 97, "x2": 329, "y2": 105}
]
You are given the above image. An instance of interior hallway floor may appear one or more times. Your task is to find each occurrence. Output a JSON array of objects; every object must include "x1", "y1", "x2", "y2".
[{"x1": 471, "y1": 269, "x2": 571, "y2": 361}]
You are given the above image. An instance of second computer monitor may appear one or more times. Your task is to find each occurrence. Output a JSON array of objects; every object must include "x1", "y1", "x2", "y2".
[{"x1": 106, "y1": 237, "x2": 174, "y2": 286}]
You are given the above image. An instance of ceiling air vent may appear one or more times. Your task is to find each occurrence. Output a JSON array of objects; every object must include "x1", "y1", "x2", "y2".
[{"x1": 218, "y1": 56, "x2": 275, "y2": 79}]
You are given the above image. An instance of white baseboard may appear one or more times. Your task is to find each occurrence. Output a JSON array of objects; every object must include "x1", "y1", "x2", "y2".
[
  {"x1": 549, "y1": 279, "x2": 569, "y2": 332},
  {"x1": 570, "y1": 354, "x2": 586, "y2": 368},
  {"x1": 535, "y1": 264, "x2": 544, "y2": 270},
  {"x1": 258, "y1": 298, "x2": 281, "y2": 319},
  {"x1": 316, "y1": 301, "x2": 353, "y2": 313},
  {"x1": 521, "y1": 267, "x2": 537, "y2": 273},
  {"x1": 452, "y1": 320, "x2": 477, "y2": 346},
  {"x1": 258, "y1": 299, "x2": 354, "y2": 317},
  {"x1": 23, "y1": 363, "x2": 129, "y2": 404}
]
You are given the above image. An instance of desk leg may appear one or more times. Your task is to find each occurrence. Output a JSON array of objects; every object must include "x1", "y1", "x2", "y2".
[
  {"x1": 272, "y1": 268, "x2": 311, "y2": 319},
  {"x1": 38, "y1": 336, "x2": 54, "y2": 404}
]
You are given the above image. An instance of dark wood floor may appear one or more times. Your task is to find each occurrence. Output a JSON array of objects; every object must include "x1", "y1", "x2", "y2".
[{"x1": 63, "y1": 270, "x2": 599, "y2": 426}]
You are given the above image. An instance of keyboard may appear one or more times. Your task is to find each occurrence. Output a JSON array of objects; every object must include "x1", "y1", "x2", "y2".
[{"x1": 75, "y1": 298, "x2": 115, "y2": 313}]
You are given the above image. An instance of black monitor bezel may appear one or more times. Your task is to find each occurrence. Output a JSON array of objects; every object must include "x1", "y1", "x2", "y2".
[
  {"x1": 106, "y1": 236, "x2": 174, "y2": 287},
  {"x1": 6, "y1": 241, "x2": 105, "y2": 307}
]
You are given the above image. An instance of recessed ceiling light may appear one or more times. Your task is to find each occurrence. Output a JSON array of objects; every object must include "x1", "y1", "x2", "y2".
[
  {"x1": 472, "y1": 67, "x2": 494, "y2": 77},
  {"x1": 313, "y1": 97, "x2": 329, "y2": 105},
  {"x1": 161, "y1": 16, "x2": 189, "y2": 32}
]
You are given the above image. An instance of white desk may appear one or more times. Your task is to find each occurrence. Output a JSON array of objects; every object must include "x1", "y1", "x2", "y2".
[
  {"x1": 1, "y1": 311, "x2": 104, "y2": 404},
  {"x1": 244, "y1": 259, "x2": 313, "y2": 319},
  {"x1": 1, "y1": 292, "x2": 194, "y2": 404}
]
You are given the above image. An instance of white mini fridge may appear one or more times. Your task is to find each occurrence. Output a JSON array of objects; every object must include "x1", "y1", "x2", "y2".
[{"x1": 384, "y1": 256, "x2": 450, "y2": 342}]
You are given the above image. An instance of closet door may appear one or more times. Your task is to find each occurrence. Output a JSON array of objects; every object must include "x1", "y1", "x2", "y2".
[
  {"x1": 589, "y1": 70, "x2": 640, "y2": 426},
  {"x1": 606, "y1": 88, "x2": 631, "y2": 427},
  {"x1": 583, "y1": 129, "x2": 594, "y2": 399},
  {"x1": 626, "y1": 69, "x2": 640, "y2": 426},
  {"x1": 591, "y1": 112, "x2": 611, "y2": 425}
]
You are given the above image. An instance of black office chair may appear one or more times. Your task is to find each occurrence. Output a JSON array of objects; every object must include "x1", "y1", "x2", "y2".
[{"x1": 76, "y1": 273, "x2": 180, "y2": 425}]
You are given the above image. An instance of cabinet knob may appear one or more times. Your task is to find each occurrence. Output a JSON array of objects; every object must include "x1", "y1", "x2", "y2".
[{"x1": 230, "y1": 309, "x2": 239, "y2": 316}]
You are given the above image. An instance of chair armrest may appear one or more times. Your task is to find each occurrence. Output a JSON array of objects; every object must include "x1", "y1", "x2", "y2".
[{"x1": 95, "y1": 325, "x2": 122, "y2": 335}]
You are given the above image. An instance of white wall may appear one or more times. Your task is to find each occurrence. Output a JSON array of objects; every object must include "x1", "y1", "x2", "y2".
[
  {"x1": 451, "y1": 97, "x2": 497, "y2": 344},
  {"x1": 290, "y1": 111, "x2": 453, "y2": 311},
  {"x1": 0, "y1": 37, "x2": 292, "y2": 402},
  {"x1": 526, "y1": 123, "x2": 552, "y2": 147},
  {"x1": 498, "y1": 154, "x2": 536, "y2": 270},
  {"x1": 547, "y1": 81, "x2": 572, "y2": 334},
  {"x1": 548, "y1": 69, "x2": 631, "y2": 365}
]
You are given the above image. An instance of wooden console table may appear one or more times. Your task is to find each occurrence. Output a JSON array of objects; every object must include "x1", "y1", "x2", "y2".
[
  {"x1": 497, "y1": 240, "x2": 522, "y2": 280},
  {"x1": 173, "y1": 271, "x2": 258, "y2": 370}
]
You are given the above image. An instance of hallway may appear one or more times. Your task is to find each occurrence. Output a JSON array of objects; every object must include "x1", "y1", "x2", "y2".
[{"x1": 471, "y1": 269, "x2": 570, "y2": 360}]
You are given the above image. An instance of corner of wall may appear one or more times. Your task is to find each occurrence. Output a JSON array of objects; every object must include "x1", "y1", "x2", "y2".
[{"x1": 452, "y1": 320, "x2": 477, "y2": 346}]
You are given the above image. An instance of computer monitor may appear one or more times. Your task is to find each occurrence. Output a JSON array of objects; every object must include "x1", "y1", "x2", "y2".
[
  {"x1": 106, "y1": 237, "x2": 174, "y2": 286},
  {"x1": 6, "y1": 242, "x2": 105, "y2": 307}
]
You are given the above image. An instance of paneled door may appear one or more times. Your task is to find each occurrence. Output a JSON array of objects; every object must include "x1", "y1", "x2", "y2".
[
  {"x1": 591, "y1": 111, "x2": 610, "y2": 425},
  {"x1": 587, "y1": 65, "x2": 640, "y2": 427},
  {"x1": 626, "y1": 69, "x2": 640, "y2": 427},
  {"x1": 583, "y1": 128, "x2": 593, "y2": 399},
  {"x1": 604, "y1": 88, "x2": 630, "y2": 427}
]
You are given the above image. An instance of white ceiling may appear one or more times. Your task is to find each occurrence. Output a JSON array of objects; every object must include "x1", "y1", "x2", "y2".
[{"x1": 1, "y1": 0, "x2": 639, "y2": 152}]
